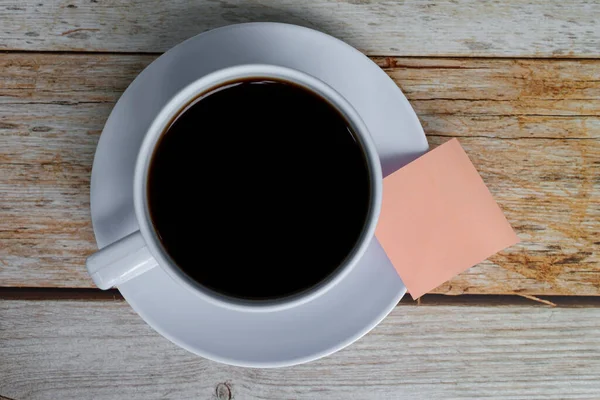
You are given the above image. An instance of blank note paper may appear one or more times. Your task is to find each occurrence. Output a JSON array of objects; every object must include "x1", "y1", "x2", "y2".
[{"x1": 375, "y1": 138, "x2": 519, "y2": 299}]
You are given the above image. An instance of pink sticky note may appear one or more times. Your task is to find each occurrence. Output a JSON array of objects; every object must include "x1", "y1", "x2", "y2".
[{"x1": 376, "y1": 138, "x2": 519, "y2": 299}]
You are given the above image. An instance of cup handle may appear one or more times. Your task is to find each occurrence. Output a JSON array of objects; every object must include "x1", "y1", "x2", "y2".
[{"x1": 86, "y1": 231, "x2": 158, "y2": 290}]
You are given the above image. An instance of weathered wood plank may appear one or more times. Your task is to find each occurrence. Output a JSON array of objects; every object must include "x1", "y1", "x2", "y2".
[
  {"x1": 1, "y1": 299, "x2": 599, "y2": 399},
  {"x1": 1, "y1": 54, "x2": 599, "y2": 294},
  {"x1": 0, "y1": 0, "x2": 599, "y2": 57}
]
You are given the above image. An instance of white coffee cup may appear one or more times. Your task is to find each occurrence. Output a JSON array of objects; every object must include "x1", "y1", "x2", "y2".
[{"x1": 86, "y1": 64, "x2": 383, "y2": 312}]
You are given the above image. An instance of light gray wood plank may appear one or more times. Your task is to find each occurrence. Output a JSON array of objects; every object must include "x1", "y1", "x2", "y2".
[
  {"x1": 1, "y1": 299, "x2": 600, "y2": 399},
  {"x1": 1, "y1": 54, "x2": 599, "y2": 295},
  {"x1": 0, "y1": 0, "x2": 599, "y2": 57}
]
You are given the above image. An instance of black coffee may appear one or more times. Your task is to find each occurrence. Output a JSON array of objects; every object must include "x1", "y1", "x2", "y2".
[{"x1": 147, "y1": 79, "x2": 371, "y2": 300}]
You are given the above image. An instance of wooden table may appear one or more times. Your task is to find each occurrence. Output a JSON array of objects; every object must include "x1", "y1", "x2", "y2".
[{"x1": 1, "y1": 1, "x2": 599, "y2": 398}]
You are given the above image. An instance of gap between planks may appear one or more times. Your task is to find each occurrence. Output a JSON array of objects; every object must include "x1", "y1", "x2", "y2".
[
  {"x1": 4, "y1": 49, "x2": 600, "y2": 61},
  {"x1": 2, "y1": 287, "x2": 600, "y2": 307}
]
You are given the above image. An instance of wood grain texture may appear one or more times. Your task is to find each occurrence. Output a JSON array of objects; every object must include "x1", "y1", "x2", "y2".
[
  {"x1": 1, "y1": 299, "x2": 600, "y2": 399},
  {"x1": 1, "y1": 0, "x2": 599, "y2": 57},
  {"x1": 1, "y1": 54, "x2": 599, "y2": 294}
]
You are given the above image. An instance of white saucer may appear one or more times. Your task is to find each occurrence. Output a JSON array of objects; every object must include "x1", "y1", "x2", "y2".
[{"x1": 91, "y1": 23, "x2": 428, "y2": 367}]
